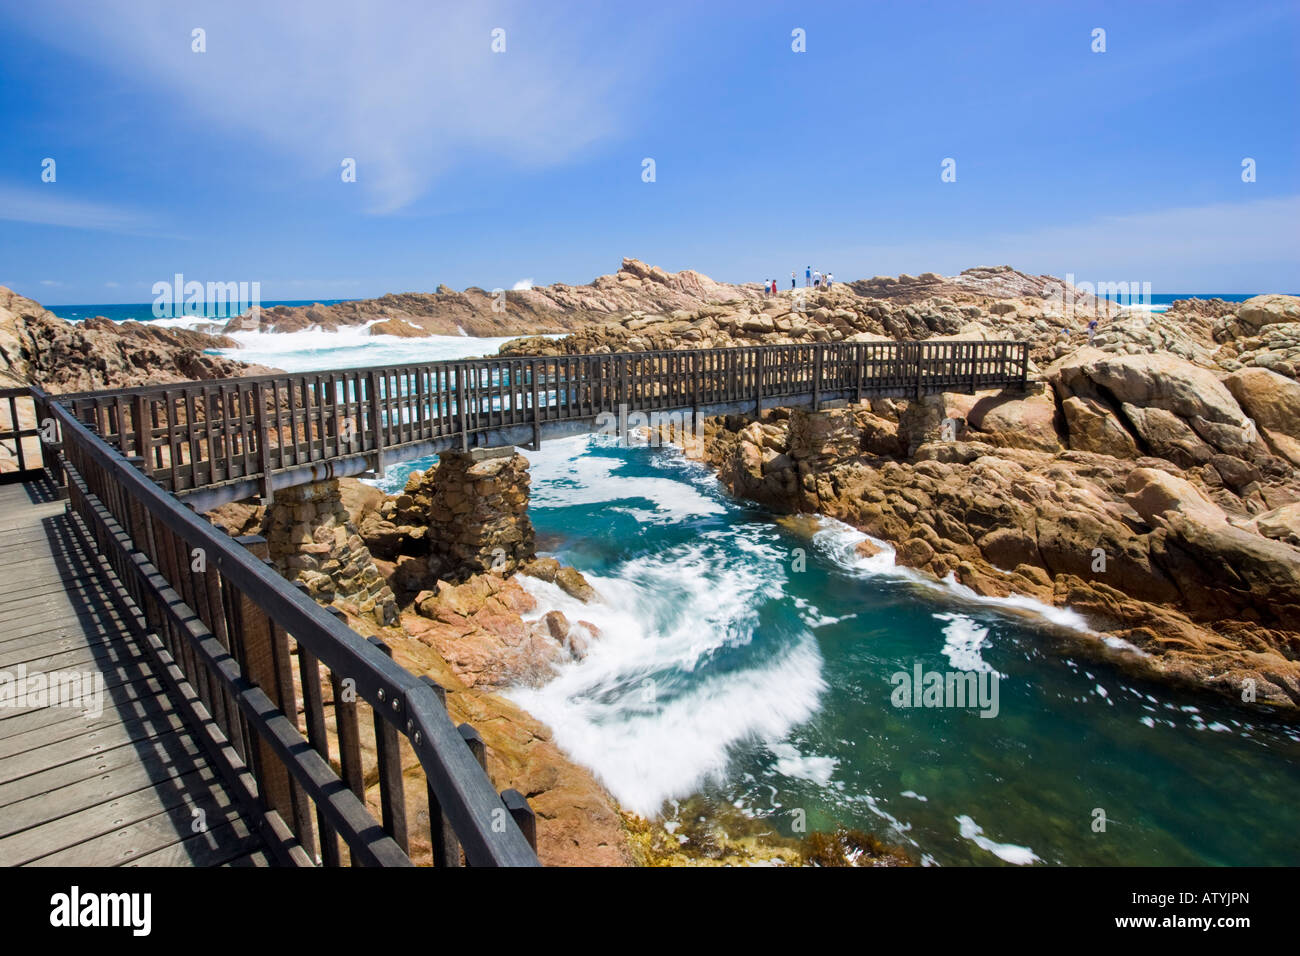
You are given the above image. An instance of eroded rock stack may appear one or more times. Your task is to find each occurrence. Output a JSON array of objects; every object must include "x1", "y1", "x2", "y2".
[
  {"x1": 263, "y1": 479, "x2": 399, "y2": 626},
  {"x1": 361, "y1": 448, "x2": 535, "y2": 582},
  {"x1": 422, "y1": 449, "x2": 536, "y2": 578}
]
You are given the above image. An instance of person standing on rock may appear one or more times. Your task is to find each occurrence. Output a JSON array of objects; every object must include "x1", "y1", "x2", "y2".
[
  {"x1": 813, "y1": 269, "x2": 821, "y2": 288},
  {"x1": 1087, "y1": 317, "x2": 1098, "y2": 346},
  {"x1": 806, "y1": 266, "x2": 811, "y2": 288},
  {"x1": 791, "y1": 271, "x2": 796, "y2": 290},
  {"x1": 826, "y1": 272, "x2": 833, "y2": 290}
]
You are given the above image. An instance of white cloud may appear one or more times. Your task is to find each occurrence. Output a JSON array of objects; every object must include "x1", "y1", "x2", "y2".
[
  {"x1": 512, "y1": 278, "x2": 534, "y2": 290},
  {"x1": 15, "y1": 1, "x2": 648, "y2": 214}
]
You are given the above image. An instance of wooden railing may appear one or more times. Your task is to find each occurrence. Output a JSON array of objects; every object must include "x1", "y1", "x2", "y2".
[
  {"x1": 58, "y1": 340, "x2": 1029, "y2": 500},
  {"x1": 0, "y1": 386, "x2": 43, "y2": 481},
  {"x1": 33, "y1": 387, "x2": 539, "y2": 867}
]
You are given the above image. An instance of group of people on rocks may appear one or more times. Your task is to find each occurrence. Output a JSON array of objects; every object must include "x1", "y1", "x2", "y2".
[{"x1": 763, "y1": 266, "x2": 834, "y2": 295}]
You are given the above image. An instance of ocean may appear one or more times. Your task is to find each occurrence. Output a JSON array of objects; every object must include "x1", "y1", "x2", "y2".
[{"x1": 44, "y1": 295, "x2": 1300, "y2": 865}]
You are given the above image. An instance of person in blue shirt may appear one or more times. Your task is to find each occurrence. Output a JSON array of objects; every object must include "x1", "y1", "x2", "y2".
[{"x1": 805, "y1": 266, "x2": 811, "y2": 288}]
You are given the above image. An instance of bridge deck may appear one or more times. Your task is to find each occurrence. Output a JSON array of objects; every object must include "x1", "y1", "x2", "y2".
[{"x1": 0, "y1": 479, "x2": 272, "y2": 867}]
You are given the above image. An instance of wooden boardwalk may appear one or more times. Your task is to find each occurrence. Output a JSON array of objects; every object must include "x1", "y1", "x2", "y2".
[{"x1": 0, "y1": 479, "x2": 271, "y2": 867}]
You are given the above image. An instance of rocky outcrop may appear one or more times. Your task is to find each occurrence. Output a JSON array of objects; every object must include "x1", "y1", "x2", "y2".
[
  {"x1": 694, "y1": 389, "x2": 1300, "y2": 710},
  {"x1": 0, "y1": 285, "x2": 274, "y2": 392},
  {"x1": 1224, "y1": 367, "x2": 1300, "y2": 466},
  {"x1": 405, "y1": 570, "x2": 597, "y2": 689},
  {"x1": 225, "y1": 258, "x2": 766, "y2": 337}
]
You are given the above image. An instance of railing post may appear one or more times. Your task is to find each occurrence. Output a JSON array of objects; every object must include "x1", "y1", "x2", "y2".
[
  {"x1": 232, "y1": 533, "x2": 296, "y2": 829},
  {"x1": 753, "y1": 349, "x2": 763, "y2": 419},
  {"x1": 813, "y1": 346, "x2": 822, "y2": 411},
  {"x1": 324, "y1": 607, "x2": 366, "y2": 807},
  {"x1": 530, "y1": 359, "x2": 541, "y2": 451},
  {"x1": 855, "y1": 344, "x2": 864, "y2": 404},
  {"x1": 500, "y1": 789, "x2": 537, "y2": 853},
  {"x1": 460, "y1": 364, "x2": 470, "y2": 447},
  {"x1": 369, "y1": 637, "x2": 410, "y2": 855},
  {"x1": 132, "y1": 394, "x2": 153, "y2": 476},
  {"x1": 691, "y1": 350, "x2": 701, "y2": 425},
  {"x1": 914, "y1": 342, "x2": 924, "y2": 401},
  {"x1": 367, "y1": 369, "x2": 386, "y2": 478},
  {"x1": 419, "y1": 676, "x2": 463, "y2": 867},
  {"x1": 253, "y1": 383, "x2": 273, "y2": 504}
]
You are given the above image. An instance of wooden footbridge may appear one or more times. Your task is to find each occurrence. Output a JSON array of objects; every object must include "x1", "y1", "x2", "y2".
[{"x1": 0, "y1": 339, "x2": 1027, "y2": 867}]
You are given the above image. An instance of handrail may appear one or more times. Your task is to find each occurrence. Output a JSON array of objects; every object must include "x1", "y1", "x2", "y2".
[
  {"x1": 35, "y1": 386, "x2": 539, "y2": 867},
  {"x1": 53, "y1": 338, "x2": 1028, "y2": 401},
  {"x1": 54, "y1": 339, "x2": 1030, "y2": 501}
]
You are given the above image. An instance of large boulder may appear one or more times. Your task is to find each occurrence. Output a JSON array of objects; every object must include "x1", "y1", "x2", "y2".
[
  {"x1": 1061, "y1": 395, "x2": 1138, "y2": 457},
  {"x1": 1079, "y1": 353, "x2": 1245, "y2": 427},
  {"x1": 965, "y1": 391, "x2": 1062, "y2": 453},
  {"x1": 1224, "y1": 366, "x2": 1300, "y2": 466},
  {"x1": 1236, "y1": 294, "x2": 1300, "y2": 333},
  {"x1": 1124, "y1": 467, "x2": 1229, "y2": 528},
  {"x1": 1121, "y1": 405, "x2": 1214, "y2": 466},
  {"x1": 1125, "y1": 468, "x2": 1300, "y2": 630}
]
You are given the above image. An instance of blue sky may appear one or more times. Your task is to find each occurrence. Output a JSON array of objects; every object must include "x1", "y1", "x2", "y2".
[{"x1": 0, "y1": 0, "x2": 1296, "y2": 304}]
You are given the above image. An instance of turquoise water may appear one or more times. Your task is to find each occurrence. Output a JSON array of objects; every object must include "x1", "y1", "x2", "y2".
[{"x1": 379, "y1": 437, "x2": 1300, "y2": 867}]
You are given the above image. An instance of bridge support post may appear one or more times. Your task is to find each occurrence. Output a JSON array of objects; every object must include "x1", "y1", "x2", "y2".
[
  {"x1": 262, "y1": 479, "x2": 399, "y2": 626},
  {"x1": 420, "y1": 447, "x2": 536, "y2": 580},
  {"x1": 754, "y1": 349, "x2": 763, "y2": 420}
]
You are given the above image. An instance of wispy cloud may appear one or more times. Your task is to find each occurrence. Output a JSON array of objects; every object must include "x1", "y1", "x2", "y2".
[
  {"x1": 14, "y1": 0, "x2": 649, "y2": 214},
  {"x1": 0, "y1": 185, "x2": 154, "y2": 233},
  {"x1": 841, "y1": 194, "x2": 1300, "y2": 290}
]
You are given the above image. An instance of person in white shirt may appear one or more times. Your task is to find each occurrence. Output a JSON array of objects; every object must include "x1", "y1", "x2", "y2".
[
  {"x1": 813, "y1": 270, "x2": 821, "y2": 287},
  {"x1": 825, "y1": 272, "x2": 833, "y2": 289}
]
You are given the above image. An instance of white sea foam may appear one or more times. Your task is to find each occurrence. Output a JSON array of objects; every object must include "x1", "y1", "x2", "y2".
[
  {"x1": 120, "y1": 314, "x2": 233, "y2": 332},
  {"x1": 955, "y1": 815, "x2": 1040, "y2": 865},
  {"x1": 812, "y1": 516, "x2": 1093, "y2": 634},
  {"x1": 934, "y1": 613, "x2": 998, "y2": 674},
  {"x1": 769, "y1": 742, "x2": 838, "y2": 786},
  {"x1": 521, "y1": 435, "x2": 727, "y2": 523},
  {"x1": 507, "y1": 533, "x2": 826, "y2": 816},
  {"x1": 209, "y1": 324, "x2": 523, "y2": 373}
]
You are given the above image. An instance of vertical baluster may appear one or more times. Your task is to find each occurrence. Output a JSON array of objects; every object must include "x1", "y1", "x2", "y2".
[{"x1": 368, "y1": 637, "x2": 409, "y2": 855}]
